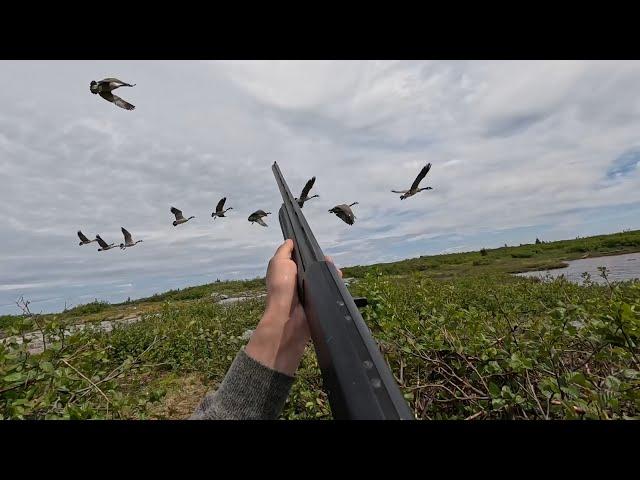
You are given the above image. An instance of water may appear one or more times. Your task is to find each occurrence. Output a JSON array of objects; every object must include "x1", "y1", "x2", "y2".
[{"x1": 516, "y1": 252, "x2": 640, "y2": 284}]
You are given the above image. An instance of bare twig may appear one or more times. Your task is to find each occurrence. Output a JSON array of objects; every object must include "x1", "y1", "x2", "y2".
[
  {"x1": 16, "y1": 296, "x2": 47, "y2": 352},
  {"x1": 76, "y1": 335, "x2": 161, "y2": 397},
  {"x1": 465, "y1": 410, "x2": 485, "y2": 420},
  {"x1": 62, "y1": 358, "x2": 111, "y2": 407},
  {"x1": 455, "y1": 350, "x2": 490, "y2": 395},
  {"x1": 0, "y1": 378, "x2": 37, "y2": 395},
  {"x1": 491, "y1": 293, "x2": 519, "y2": 348},
  {"x1": 525, "y1": 370, "x2": 547, "y2": 420},
  {"x1": 617, "y1": 324, "x2": 640, "y2": 369},
  {"x1": 548, "y1": 351, "x2": 565, "y2": 401},
  {"x1": 429, "y1": 354, "x2": 487, "y2": 397}
]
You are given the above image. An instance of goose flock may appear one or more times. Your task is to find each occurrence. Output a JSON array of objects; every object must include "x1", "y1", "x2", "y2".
[{"x1": 80, "y1": 77, "x2": 436, "y2": 253}]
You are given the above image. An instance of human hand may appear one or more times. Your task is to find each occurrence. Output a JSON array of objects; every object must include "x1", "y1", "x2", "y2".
[{"x1": 245, "y1": 239, "x2": 341, "y2": 376}]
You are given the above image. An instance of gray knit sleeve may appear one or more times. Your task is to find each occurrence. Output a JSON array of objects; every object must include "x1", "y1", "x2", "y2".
[{"x1": 190, "y1": 348, "x2": 295, "y2": 420}]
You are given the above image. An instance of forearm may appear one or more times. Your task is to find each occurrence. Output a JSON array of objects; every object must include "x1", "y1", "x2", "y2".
[
  {"x1": 191, "y1": 239, "x2": 313, "y2": 420},
  {"x1": 191, "y1": 307, "x2": 307, "y2": 420},
  {"x1": 190, "y1": 348, "x2": 295, "y2": 420},
  {"x1": 244, "y1": 307, "x2": 308, "y2": 376}
]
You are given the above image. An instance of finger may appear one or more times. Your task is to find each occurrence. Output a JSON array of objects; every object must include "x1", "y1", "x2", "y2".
[
  {"x1": 273, "y1": 239, "x2": 294, "y2": 260},
  {"x1": 325, "y1": 255, "x2": 343, "y2": 278}
]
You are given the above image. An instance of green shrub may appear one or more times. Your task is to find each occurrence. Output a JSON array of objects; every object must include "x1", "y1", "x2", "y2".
[
  {"x1": 0, "y1": 299, "x2": 264, "y2": 419},
  {"x1": 0, "y1": 315, "x2": 24, "y2": 332},
  {"x1": 346, "y1": 272, "x2": 640, "y2": 420},
  {"x1": 63, "y1": 300, "x2": 111, "y2": 316},
  {"x1": 566, "y1": 246, "x2": 588, "y2": 253}
]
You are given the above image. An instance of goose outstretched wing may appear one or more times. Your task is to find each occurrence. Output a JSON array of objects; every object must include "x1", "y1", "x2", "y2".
[
  {"x1": 171, "y1": 206, "x2": 185, "y2": 221},
  {"x1": 410, "y1": 163, "x2": 432, "y2": 191},
  {"x1": 96, "y1": 235, "x2": 109, "y2": 248},
  {"x1": 99, "y1": 91, "x2": 135, "y2": 110},
  {"x1": 300, "y1": 176, "x2": 316, "y2": 199},
  {"x1": 121, "y1": 227, "x2": 133, "y2": 244}
]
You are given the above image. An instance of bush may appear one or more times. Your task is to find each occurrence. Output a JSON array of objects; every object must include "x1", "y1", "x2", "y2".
[
  {"x1": 566, "y1": 246, "x2": 588, "y2": 253},
  {"x1": 64, "y1": 300, "x2": 111, "y2": 316},
  {"x1": 0, "y1": 314, "x2": 24, "y2": 331},
  {"x1": 0, "y1": 299, "x2": 264, "y2": 419},
  {"x1": 347, "y1": 272, "x2": 640, "y2": 420}
]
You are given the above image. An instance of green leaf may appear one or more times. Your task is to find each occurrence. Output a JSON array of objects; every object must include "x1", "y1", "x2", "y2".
[
  {"x1": 3, "y1": 372, "x2": 24, "y2": 383},
  {"x1": 605, "y1": 376, "x2": 621, "y2": 391},
  {"x1": 488, "y1": 382, "x2": 501, "y2": 397},
  {"x1": 560, "y1": 385, "x2": 580, "y2": 399},
  {"x1": 566, "y1": 372, "x2": 588, "y2": 387},
  {"x1": 521, "y1": 357, "x2": 534, "y2": 369},
  {"x1": 39, "y1": 361, "x2": 54, "y2": 373},
  {"x1": 620, "y1": 303, "x2": 634, "y2": 323}
]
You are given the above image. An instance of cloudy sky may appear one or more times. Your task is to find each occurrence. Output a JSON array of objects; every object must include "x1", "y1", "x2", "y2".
[{"x1": 1, "y1": 60, "x2": 640, "y2": 314}]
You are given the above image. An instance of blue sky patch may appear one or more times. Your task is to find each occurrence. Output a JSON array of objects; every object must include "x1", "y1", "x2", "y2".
[{"x1": 607, "y1": 148, "x2": 640, "y2": 179}]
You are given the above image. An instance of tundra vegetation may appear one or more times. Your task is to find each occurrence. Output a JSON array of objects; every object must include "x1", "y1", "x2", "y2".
[{"x1": 1, "y1": 230, "x2": 639, "y2": 419}]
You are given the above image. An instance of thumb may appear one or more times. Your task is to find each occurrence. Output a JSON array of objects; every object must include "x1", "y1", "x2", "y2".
[{"x1": 273, "y1": 238, "x2": 294, "y2": 260}]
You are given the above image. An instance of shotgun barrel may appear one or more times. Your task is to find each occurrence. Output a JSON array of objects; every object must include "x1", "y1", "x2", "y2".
[{"x1": 272, "y1": 161, "x2": 413, "y2": 420}]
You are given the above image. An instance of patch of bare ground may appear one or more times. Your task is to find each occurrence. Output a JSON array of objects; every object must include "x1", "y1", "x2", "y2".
[{"x1": 147, "y1": 374, "x2": 213, "y2": 419}]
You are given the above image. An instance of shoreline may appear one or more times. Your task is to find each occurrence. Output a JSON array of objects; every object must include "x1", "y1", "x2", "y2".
[{"x1": 514, "y1": 250, "x2": 640, "y2": 277}]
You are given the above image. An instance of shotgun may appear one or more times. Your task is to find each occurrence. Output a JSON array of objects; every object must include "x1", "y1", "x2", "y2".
[{"x1": 271, "y1": 161, "x2": 413, "y2": 420}]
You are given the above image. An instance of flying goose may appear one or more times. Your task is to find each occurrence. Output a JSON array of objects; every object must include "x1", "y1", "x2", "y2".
[
  {"x1": 296, "y1": 176, "x2": 319, "y2": 208},
  {"x1": 392, "y1": 163, "x2": 433, "y2": 200},
  {"x1": 78, "y1": 230, "x2": 97, "y2": 246},
  {"x1": 329, "y1": 202, "x2": 359, "y2": 225},
  {"x1": 248, "y1": 210, "x2": 271, "y2": 227},
  {"x1": 89, "y1": 78, "x2": 136, "y2": 111},
  {"x1": 95, "y1": 234, "x2": 117, "y2": 251},
  {"x1": 120, "y1": 227, "x2": 143, "y2": 250},
  {"x1": 211, "y1": 197, "x2": 233, "y2": 219},
  {"x1": 171, "y1": 206, "x2": 195, "y2": 226}
]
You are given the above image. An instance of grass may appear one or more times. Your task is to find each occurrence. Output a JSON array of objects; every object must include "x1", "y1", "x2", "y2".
[{"x1": 1, "y1": 229, "x2": 639, "y2": 419}]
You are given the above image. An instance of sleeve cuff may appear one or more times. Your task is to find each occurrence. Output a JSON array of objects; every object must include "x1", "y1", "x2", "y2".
[{"x1": 190, "y1": 349, "x2": 295, "y2": 420}]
